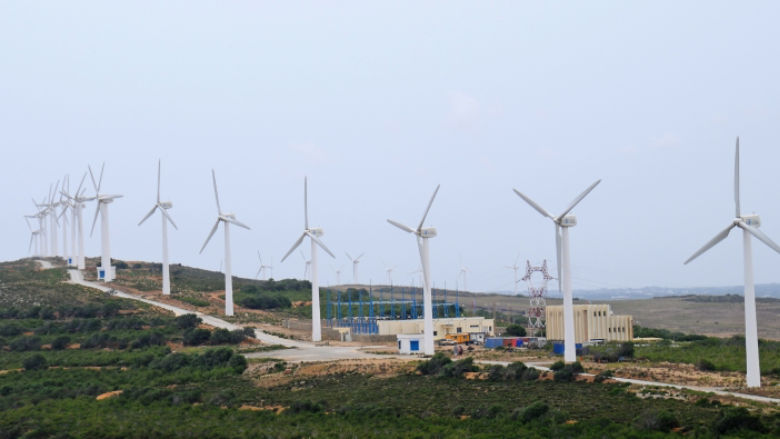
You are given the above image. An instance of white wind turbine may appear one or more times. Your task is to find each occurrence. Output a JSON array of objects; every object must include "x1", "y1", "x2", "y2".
[
  {"x1": 506, "y1": 255, "x2": 521, "y2": 296},
  {"x1": 58, "y1": 176, "x2": 71, "y2": 265},
  {"x1": 139, "y1": 160, "x2": 178, "y2": 296},
  {"x1": 281, "y1": 177, "x2": 335, "y2": 342},
  {"x1": 458, "y1": 257, "x2": 470, "y2": 292},
  {"x1": 514, "y1": 179, "x2": 601, "y2": 363},
  {"x1": 62, "y1": 173, "x2": 93, "y2": 270},
  {"x1": 684, "y1": 138, "x2": 779, "y2": 388},
  {"x1": 300, "y1": 250, "x2": 312, "y2": 280},
  {"x1": 47, "y1": 181, "x2": 60, "y2": 257},
  {"x1": 385, "y1": 264, "x2": 396, "y2": 286},
  {"x1": 24, "y1": 217, "x2": 42, "y2": 256},
  {"x1": 345, "y1": 252, "x2": 365, "y2": 284},
  {"x1": 332, "y1": 265, "x2": 343, "y2": 285},
  {"x1": 199, "y1": 170, "x2": 250, "y2": 317},
  {"x1": 255, "y1": 251, "x2": 273, "y2": 280},
  {"x1": 89, "y1": 163, "x2": 123, "y2": 282},
  {"x1": 388, "y1": 184, "x2": 441, "y2": 355}
]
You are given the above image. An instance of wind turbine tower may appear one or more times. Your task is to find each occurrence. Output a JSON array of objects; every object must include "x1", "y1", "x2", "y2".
[
  {"x1": 684, "y1": 138, "x2": 779, "y2": 388},
  {"x1": 89, "y1": 164, "x2": 123, "y2": 282},
  {"x1": 199, "y1": 170, "x2": 250, "y2": 316},
  {"x1": 281, "y1": 177, "x2": 336, "y2": 342},
  {"x1": 388, "y1": 184, "x2": 441, "y2": 355},
  {"x1": 513, "y1": 179, "x2": 601, "y2": 363},
  {"x1": 139, "y1": 160, "x2": 178, "y2": 296},
  {"x1": 345, "y1": 252, "x2": 365, "y2": 284},
  {"x1": 506, "y1": 255, "x2": 521, "y2": 295}
]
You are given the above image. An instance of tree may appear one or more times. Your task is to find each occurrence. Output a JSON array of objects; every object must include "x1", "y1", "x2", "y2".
[
  {"x1": 23, "y1": 354, "x2": 48, "y2": 371},
  {"x1": 505, "y1": 324, "x2": 527, "y2": 337}
]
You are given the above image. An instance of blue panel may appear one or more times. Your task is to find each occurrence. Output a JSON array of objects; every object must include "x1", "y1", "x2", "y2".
[{"x1": 410, "y1": 340, "x2": 419, "y2": 351}]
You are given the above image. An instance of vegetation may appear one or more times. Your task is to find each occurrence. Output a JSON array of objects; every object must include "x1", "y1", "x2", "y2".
[{"x1": 504, "y1": 324, "x2": 527, "y2": 336}]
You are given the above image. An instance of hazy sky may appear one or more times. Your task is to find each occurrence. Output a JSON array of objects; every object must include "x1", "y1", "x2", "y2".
[{"x1": 3, "y1": 2, "x2": 780, "y2": 293}]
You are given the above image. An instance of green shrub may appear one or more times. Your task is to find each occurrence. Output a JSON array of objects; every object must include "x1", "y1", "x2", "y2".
[
  {"x1": 183, "y1": 328, "x2": 211, "y2": 346},
  {"x1": 697, "y1": 358, "x2": 716, "y2": 371},
  {"x1": 594, "y1": 369, "x2": 614, "y2": 383},
  {"x1": 23, "y1": 353, "x2": 48, "y2": 371},
  {"x1": 487, "y1": 364, "x2": 505, "y2": 381},
  {"x1": 175, "y1": 314, "x2": 202, "y2": 330},
  {"x1": 51, "y1": 336, "x2": 70, "y2": 350},
  {"x1": 634, "y1": 409, "x2": 679, "y2": 432},
  {"x1": 440, "y1": 357, "x2": 477, "y2": 378},
  {"x1": 10, "y1": 336, "x2": 41, "y2": 352},
  {"x1": 505, "y1": 324, "x2": 526, "y2": 336},
  {"x1": 618, "y1": 342, "x2": 634, "y2": 358},
  {"x1": 713, "y1": 407, "x2": 767, "y2": 434},
  {"x1": 553, "y1": 362, "x2": 584, "y2": 382},
  {"x1": 549, "y1": 360, "x2": 565, "y2": 371},
  {"x1": 518, "y1": 401, "x2": 549, "y2": 423},
  {"x1": 416, "y1": 353, "x2": 452, "y2": 375},
  {"x1": 289, "y1": 399, "x2": 324, "y2": 414}
]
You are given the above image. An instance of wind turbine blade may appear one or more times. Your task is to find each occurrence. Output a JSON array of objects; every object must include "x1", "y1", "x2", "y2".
[
  {"x1": 557, "y1": 179, "x2": 602, "y2": 221},
  {"x1": 556, "y1": 224, "x2": 562, "y2": 292},
  {"x1": 226, "y1": 217, "x2": 250, "y2": 230},
  {"x1": 88, "y1": 165, "x2": 99, "y2": 192},
  {"x1": 138, "y1": 205, "x2": 158, "y2": 226},
  {"x1": 356, "y1": 252, "x2": 365, "y2": 261},
  {"x1": 89, "y1": 203, "x2": 101, "y2": 237},
  {"x1": 24, "y1": 217, "x2": 32, "y2": 231},
  {"x1": 159, "y1": 207, "x2": 178, "y2": 230},
  {"x1": 513, "y1": 189, "x2": 554, "y2": 219},
  {"x1": 345, "y1": 252, "x2": 352, "y2": 261},
  {"x1": 211, "y1": 169, "x2": 222, "y2": 214},
  {"x1": 307, "y1": 231, "x2": 335, "y2": 258},
  {"x1": 734, "y1": 137, "x2": 740, "y2": 218},
  {"x1": 257, "y1": 250, "x2": 262, "y2": 262},
  {"x1": 417, "y1": 184, "x2": 440, "y2": 230},
  {"x1": 29, "y1": 233, "x2": 34, "y2": 252},
  {"x1": 684, "y1": 223, "x2": 736, "y2": 264},
  {"x1": 281, "y1": 233, "x2": 307, "y2": 262},
  {"x1": 387, "y1": 219, "x2": 414, "y2": 233},
  {"x1": 76, "y1": 172, "x2": 87, "y2": 199},
  {"x1": 157, "y1": 159, "x2": 161, "y2": 204},
  {"x1": 97, "y1": 163, "x2": 105, "y2": 193},
  {"x1": 740, "y1": 222, "x2": 780, "y2": 254},
  {"x1": 304, "y1": 177, "x2": 309, "y2": 230},
  {"x1": 199, "y1": 219, "x2": 221, "y2": 254},
  {"x1": 255, "y1": 266, "x2": 262, "y2": 279}
]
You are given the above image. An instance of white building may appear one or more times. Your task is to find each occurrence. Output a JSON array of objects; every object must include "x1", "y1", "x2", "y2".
[
  {"x1": 546, "y1": 304, "x2": 633, "y2": 343},
  {"x1": 379, "y1": 316, "x2": 494, "y2": 341}
]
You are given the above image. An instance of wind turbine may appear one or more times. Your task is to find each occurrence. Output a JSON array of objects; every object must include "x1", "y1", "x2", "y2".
[
  {"x1": 59, "y1": 176, "x2": 70, "y2": 265},
  {"x1": 388, "y1": 184, "x2": 440, "y2": 355},
  {"x1": 89, "y1": 163, "x2": 123, "y2": 282},
  {"x1": 332, "y1": 265, "x2": 343, "y2": 285},
  {"x1": 345, "y1": 252, "x2": 365, "y2": 284},
  {"x1": 385, "y1": 264, "x2": 396, "y2": 286},
  {"x1": 24, "y1": 217, "x2": 41, "y2": 256},
  {"x1": 300, "y1": 250, "x2": 312, "y2": 280},
  {"x1": 281, "y1": 177, "x2": 335, "y2": 342},
  {"x1": 47, "y1": 181, "x2": 60, "y2": 257},
  {"x1": 514, "y1": 179, "x2": 601, "y2": 363},
  {"x1": 506, "y1": 255, "x2": 521, "y2": 296},
  {"x1": 458, "y1": 257, "x2": 470, "y2": 292},
  {"x1": 684, "y1": 138, "x2": 779, "y2": 388},
  {"x1": 62, "y1": 173, "x2": 93, "y2": 270},
  {"x1": 199, "y1": 169, "x2": 250, "y2": 317},
  {"x1": 139, "y1": 160, "x2": 178, "y2": 296},
  {"x1": 255, "y1": 251, "x2": 273, "y2": 280}
]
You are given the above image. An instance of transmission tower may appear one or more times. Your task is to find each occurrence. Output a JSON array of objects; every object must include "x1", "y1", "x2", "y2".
[{"x1": 522, "y1": 260, "x2": 553, "y2": 336}]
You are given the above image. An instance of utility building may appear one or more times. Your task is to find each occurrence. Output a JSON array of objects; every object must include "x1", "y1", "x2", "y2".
[
  {"x1": 546, "y1": 304, "x2": 632, "y2": 343},
  {"x1": 379, "y1": 316, "x2": 494, "y2": 341}
]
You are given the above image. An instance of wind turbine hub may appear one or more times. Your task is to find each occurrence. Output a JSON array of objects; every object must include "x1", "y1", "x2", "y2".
[
  {"x1": 559, "y1": 215, "x2": 577, "y2": 227},
  {"x1": 418, "y1": 227, "x2": 437, "y2": 238},
  {"x1": 309, "y1": 227, "x2": 324, "y2": 237},
  {"x1": 160, "y1": 201, "x2": 173, "y2": 209},
  {"x1": 741, "y1": 214, "x2": 761, "y2": 227}
]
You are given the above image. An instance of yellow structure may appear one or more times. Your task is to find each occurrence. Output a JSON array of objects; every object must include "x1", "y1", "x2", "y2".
[
  {"x1": 377, "y1": 316, "x2": 494, "y2": 341},
  {"x1": 546, "y1": 304, "x2": 633, "y2": 343}
]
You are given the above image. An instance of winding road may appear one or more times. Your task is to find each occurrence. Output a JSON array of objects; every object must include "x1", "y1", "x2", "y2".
[{"x1": 37, "y1": 260, "x2": 780, "y2": 405}]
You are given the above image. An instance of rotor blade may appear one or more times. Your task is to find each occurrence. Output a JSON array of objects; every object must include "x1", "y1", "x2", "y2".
[
  {"x1": 211, "y1": 169, "x2": 222, "y2": 214},
  {"x1": 97, "y1": 163, "x2": 105, "y2": 193},
  {"x1": 159, "y1": 206, "x2": 178, "y2": 230},
  {"x1": 88, "y1": 165, "x2": 99, "y2": 193},
  {"x1": 257, "y1": 250, "x2": 262, "y2": 262},
  {"x1": 307, "y1": 231, "x2": 336, "y2": 258},
  {"x1": 138, "y1": 205, "x2": 158, "y2": 226},
  {"x1": 345, "y1": 251, "x2": 352, "y2": 261},
  {"x1": 387, "y1": 219, "x2": 414, "y2": 233},
  {"x1": 76, "y1": 172, "x2": 87, "y2": 199},
  {"x1": 89, "y1": 203, "x2": 101, "y2": 237},
  {"x1": 157, "y1": 159, "x2": 161, "y2": 203},
  {"x1": 24, "y1": 216, "x2": 32, "y2": 231},
  {"x1": 417, "y1": 184, "x2": 440, "y2": 231},
  {"x1": 199, "y1": 219, "x2": 221, "y2": 254},
  {"x1": 356, "y1": 252, "x2": 365, "y2": 261},
  {"x1": 50, "y1": 180, "x2": 60, "y2": 204},
  {"x1": 555, "y1": 224, "x2": 562, "y2": 292},
  {"x1": 684, "y1": 223, "x2": 737, "y2": 264},
  {"x1": 556, "y1": 179, "x2": 602, "y2": 221},
  {"x1": 226, "y1": 217, "x2": 250, "y2": 230},
  {"x1": 740, "y1": 222, "x2": 780, "y2": 254},
  {"x1": 281, "y1": 233, "x2": 307, "y2": 262},
  {"x1": 734, "y1": 137, "x2": 740, "y2": 218},
  {"x1": 29, "y1": 233, "x2": 34, "y2": 252},
  {"x1": 513, "y1": 189, "x2": 554, "y2": 219},
  {"x1": 304, "y1": 177, "x2": 309, "y2": 230}
]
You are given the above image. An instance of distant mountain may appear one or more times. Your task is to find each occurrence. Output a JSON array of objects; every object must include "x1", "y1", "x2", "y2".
[{"x1": 571, "y1": 284, "x2": 780, "y2": 301}]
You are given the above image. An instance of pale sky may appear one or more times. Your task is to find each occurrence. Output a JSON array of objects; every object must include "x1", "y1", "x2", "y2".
[{"x1": 3, "y1": 2, "x2": 780, "y2": 293}]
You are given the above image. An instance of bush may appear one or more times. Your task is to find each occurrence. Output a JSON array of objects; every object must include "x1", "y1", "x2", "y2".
[
  {"x1": 228, "y1": 354, "x2": 248, "y2": 373},
  {"x1": 51, "y1": 336, "x2": 71, "y2": 350},
  {"x1": 175, "y1": 314, "x2": 202, "y2": 330},
  {"x1": 487, "y1": 364, "x2": 505, "y2": 381},
  {"x1": 549, "y1": 360, "x2": 565, "y2": 371},
  {"x1": 0, "y1": 323, "x2": 23, "y2": 337},
  {"x1": 553, "y1": 362, "x2": 584, "y2": 382},
  {"x1": 183, "y1": 328, "x2": 211, "y2": 346},
  {"x1": 618, "y1": 342, "x2": 634, "y2": 358},
  {"x1": 440, "y1": 357, "x2": 477, "y2": 378},
  {"x1": 634, "y1": 409, "x2": 679, "y2": 432},
  {"x1": 697, "y1": 358, "x2": 716, "y2": 371},
  {"x1": 240, "y1": 296, "x2": 291, "y2": 310},
  {"x1": 594, "y1": 369, "x2": 614, "y2": 383},
  {"x1": 242, "y1": 327, "x2": 256, "y2": 338},
  {"x1": 416, "y1": 353, "x2": 452, "y2": 375},
  {"x1": 10, "y1": 336, "x2": 42, "y2": 352},
  {"x1": 23, "y1": 354, "x2": 48, "y2": 371},
  {"x1": 289, "y1": 399, "x2": 323, "y2": 414},
  {"x1": 713, "y1": 407, "x2": 767, "y2": 434},
  {"x1": 517, "y1": 401, "x2": 549, "y2": 423},
  {"x1": 505, "y1": 324, "x2": 526, "y2": 337}
]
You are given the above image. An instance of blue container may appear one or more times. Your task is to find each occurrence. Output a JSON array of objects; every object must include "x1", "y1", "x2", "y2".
[
  {"x1": 484, "y1": 338, "x2": 503, "y2": 349},
  {"x1": 553, "y1": 342, "x2": 583, "y2": 355},
  {"x1": 514, "y1": 339, "x2": 524, "y2": 347}
]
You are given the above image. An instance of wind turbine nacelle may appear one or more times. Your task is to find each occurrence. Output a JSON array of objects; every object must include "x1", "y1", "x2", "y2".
[
  {"x1": 560, "y1": 215, "x2": 577, "y2": 227},
  {"x1": 310, "y1": 227, "x2": 324, "y2": 237},
  {"x1": 419, "y1": 227, "x2": 437, "y2": 238},
  {"x1": 160, "y1": 201, "x2": 173, "y2": 209},
  {"x1": 742, "y1": 214, "x2": 761, "y2": 228}
]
